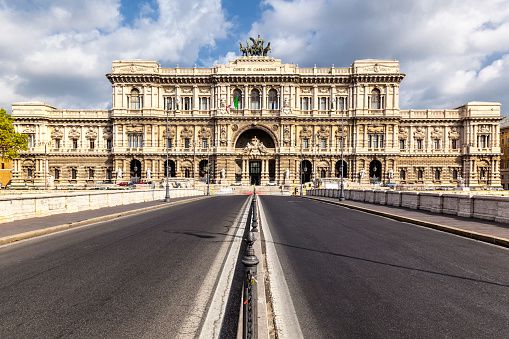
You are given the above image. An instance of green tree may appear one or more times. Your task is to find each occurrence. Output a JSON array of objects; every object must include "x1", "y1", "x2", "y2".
[{"x1": 0, "y1": 108, "x2": 28, "y2": 160}]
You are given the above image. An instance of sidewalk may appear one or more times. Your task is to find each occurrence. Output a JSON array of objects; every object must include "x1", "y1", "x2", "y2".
[
  {"x1": 0, "y1": 196, "x2": 205, "y2": 245},
  {"x1": 305, "y1": 196, "x2": 509, "y2": 248}
]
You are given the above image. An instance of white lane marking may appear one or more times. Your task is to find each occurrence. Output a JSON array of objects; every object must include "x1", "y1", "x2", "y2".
[
  {"x1": 258, "y1": 198, "x2": 304, "y2": 339},
  {"x1": 184, "y1": 195, "x2": 251, "y2": 339}
]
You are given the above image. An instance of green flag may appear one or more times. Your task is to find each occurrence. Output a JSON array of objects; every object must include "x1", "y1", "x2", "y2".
[{"x1": 234, "y1": 96, "x2": 239, "y2": 109}]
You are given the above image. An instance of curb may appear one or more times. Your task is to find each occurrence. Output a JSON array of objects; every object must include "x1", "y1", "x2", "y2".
[
  {"x1": 304, "y1": 196, "x2": 509, "y2": 249},
  {"x1": 0, "y1": 196, "x2": 208, "y2": 246}
]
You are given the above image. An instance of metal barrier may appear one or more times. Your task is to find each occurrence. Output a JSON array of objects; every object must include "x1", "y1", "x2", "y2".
[{"x1": 242, "y1": 195, "x2": 260, "y2": 339}]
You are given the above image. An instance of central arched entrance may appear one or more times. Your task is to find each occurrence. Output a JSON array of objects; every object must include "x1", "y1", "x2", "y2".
[
  {"x1": 130, "y1": 159, "x2": 141, "y2": 183},
  {"x1": 369, "y1": 160, "x2": 382, "y2": 183},
  {"x1": 235, "y1": 127, "x2": 276, "y2": 185}
]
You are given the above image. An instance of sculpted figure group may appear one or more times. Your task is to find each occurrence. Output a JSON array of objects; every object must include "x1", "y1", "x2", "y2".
[{"x1": 240, "y1": 35, "x2": 271, "y2": 56}]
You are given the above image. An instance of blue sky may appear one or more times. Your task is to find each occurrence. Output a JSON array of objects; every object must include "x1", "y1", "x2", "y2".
[{"x1": 0, "y1": 0, "x2": 508, "y2": 114}]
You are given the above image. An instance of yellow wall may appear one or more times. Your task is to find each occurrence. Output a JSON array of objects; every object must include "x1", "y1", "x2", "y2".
[{"x1": 0, "y1": 159, "x2": 12, "y2": 187}]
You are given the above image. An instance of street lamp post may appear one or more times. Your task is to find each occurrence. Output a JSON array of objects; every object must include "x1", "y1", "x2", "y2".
[
  {"x1": 207, "y1": 146, "x2": 211, "y2": 196},
  {"x1": 300, "y1": 147, "x2": 303, "y2": 197},
  {"x1": 164, "y1": 108, "x2": 171, "y2": 202},
  {"x1": 339, "y1": 109, "x2": 345, "y2": 201}
]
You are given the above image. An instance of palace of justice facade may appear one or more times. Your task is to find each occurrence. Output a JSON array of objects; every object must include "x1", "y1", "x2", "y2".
[{"x1": 10, "y1": 55, "x2": 502, "y2": 189}]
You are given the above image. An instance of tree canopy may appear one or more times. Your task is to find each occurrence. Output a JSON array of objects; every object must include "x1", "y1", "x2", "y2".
[{"x1": 0, "y1": 108, "x2": 28, "y2": 160}]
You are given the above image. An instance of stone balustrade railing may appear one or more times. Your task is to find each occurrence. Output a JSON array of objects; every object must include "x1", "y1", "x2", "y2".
[
  {"x1": 308, "y1": 188, "x2": 509, "y2": 224},
  {"x1": 0, "y1": 188, "x2": 204, "y2": 223}
]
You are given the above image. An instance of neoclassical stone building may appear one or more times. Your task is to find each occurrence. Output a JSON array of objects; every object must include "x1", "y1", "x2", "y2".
[{"x1": 11, "y1": 55, "x2": 502, "y2": 189}]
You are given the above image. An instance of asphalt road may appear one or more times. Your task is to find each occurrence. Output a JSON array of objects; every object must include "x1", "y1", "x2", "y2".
[
  {"x1": 0, "y1": 196, "x2": 247, "y2": 338},
  {"x1": 260, "y1": 196, "x2": 509, "y2": 338}
]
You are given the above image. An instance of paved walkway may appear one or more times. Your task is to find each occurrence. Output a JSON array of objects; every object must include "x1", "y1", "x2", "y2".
[
  {"x1": 305, "y1": 196, "x2": 509, "y2": 248},
  {"x1": 0, "y1": 196, "x2": 203, "y2": 242}
]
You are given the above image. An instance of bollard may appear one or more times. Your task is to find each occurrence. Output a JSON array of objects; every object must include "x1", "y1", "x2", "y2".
[
  {"x1": 251, "y1": 197, "x2": 258, "y2": 232},
  {"x1": 242, "y1": 200, "x2": 259, "y2": 339}
]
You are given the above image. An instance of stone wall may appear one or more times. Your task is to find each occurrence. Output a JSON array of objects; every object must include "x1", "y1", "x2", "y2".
[
  {"x1": 0, "y1": 188, "x2": 203, "y2": 223},
  {"x1": 308, "y1": 188, "x2": 509, "y2": 224}
]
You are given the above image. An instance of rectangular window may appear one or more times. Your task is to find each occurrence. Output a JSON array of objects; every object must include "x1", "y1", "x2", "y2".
[
  {"x1": 416, "y1": 139, "x2": 423, "y2": 150},
  {"x1": 88, "y1": 168, "x2": 94, "y2": 179},
  {"x1": 336, "y1": 97, "x2": 347, "y2": 111},
  {"x1": 303, "y1": 138, "x2": 309, "y2": 149},
  {"x1": 164, "y1": 96, "x2": 174, "y2": 110},
  {"x1": 368, "y1": 134, "x2": 384, "y2": 148},
  {"x1": 451, "y1": 139, "x2": 458, "y2": 150},
  {"x1": 167, "y1": 138, "x2": 173, "y2": 148},
  {"x1": 106, "y1": 168, "x2": 112, "y2": 180},
  {"x1": 399, "y1": 139, "x2": 406, "y2": 150},
  {"x1": 27, "y1": 168, "x2": 33, "y2": 178},
  {"x1": 54, "y1": 138, "x2": 61, "y2": 149},
  {"x1": 320, "y1": 138, "x2": 327, "y2": 149},
  {"x1": 199, "y1": 97, "x2": 209, "y2": 110},
  {"x1": 73, "y1": 139, "x2": 78, "y2": 149},
  {"x1": 301, "y1": 97, "x2": 311, "y2": 111},
  {"x1": 107, "y1": 139, "x2": 112, "y2": 150},
  {"x1": 478, "y1": 135, "x2": 489, "y2": 148},
  {"x1": 1, "y1": 163, "x2": 4, "y2": 169},
  {"x1": 54, "y1": 168, "x2": 60, "y2": 180},
  {"x1": 433, "y1": 139, "x2": 440, "y2": 150},
  {"x1": 71, "y1": 168, "x2": 77, "y2": 180},
  {"x1": 184, "y1": 138, "x2": 190, "y2": 149},
  {"x1": 128, "y1": 134, "x2": 143, "y2": 148},
  {"x1": 183, "y1": 97, "x2": 192, "y2": 111},
  {"x1": 89, "y1": 140, "x2": 95, "y2": 149},
  {"x1": 27, "y1": 134, "x2": 35, "y2": 148},
  {"x1": 319, "y1": 97, "x2": 328, "y2": 110},
  {"x1": 202, "y1": 138, "x2": 208, "y2": 148}
]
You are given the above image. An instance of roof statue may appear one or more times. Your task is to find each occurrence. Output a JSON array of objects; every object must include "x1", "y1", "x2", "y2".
[{"x1": 239, "y1": 35, "x2": 271, "y2": 56}]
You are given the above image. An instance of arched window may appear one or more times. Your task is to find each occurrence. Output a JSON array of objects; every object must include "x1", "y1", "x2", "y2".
[
  {"x1": 370, "y1": 89, "x2": 381, "y2": 109},
  {"x1": 400, "y1": 169, "x2": 406, "y2": 180},
  {"x1": 233, "y1": 88, "x2": 243, "y2": 109},
  {"x1": 268, "y1": 89, "x2": 278, "y2": 109},
  {"x1": 251, "y1": 89, "x2": 260, "y2": 110},
  {"x1": 130, "y1": 88, "x2": 141, "y2": 109}
]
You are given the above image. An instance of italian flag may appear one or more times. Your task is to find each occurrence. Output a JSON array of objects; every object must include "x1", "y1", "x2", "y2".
[{"x1": 226, "y1": 96, "x2": 239, "y2": 113}]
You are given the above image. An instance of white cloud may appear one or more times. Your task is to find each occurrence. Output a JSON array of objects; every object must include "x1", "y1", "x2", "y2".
[
  {"x1": 247, "y1": 0, "x2": 509, "y2": 112},
  {"x1": 0, "y1": 0, "x2": 231, "y2": 111}
]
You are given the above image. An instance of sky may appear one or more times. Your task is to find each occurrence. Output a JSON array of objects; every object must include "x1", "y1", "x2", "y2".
[{"x1": 0, "y1": 0, "x2": 508, "y2": 114}]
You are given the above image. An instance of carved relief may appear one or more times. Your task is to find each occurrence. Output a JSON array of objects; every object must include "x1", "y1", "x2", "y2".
[
  {"x1": 398, "y1": 127, "x2": 408, "y2": 140},
  {"x1": 367, "y1": 126, "x2": 384, "y2": 134},
  {"x1": 300, "y1": 87, "x2": 312, "y2": 94},
  {"x1": 198, "y1": 126, "x2": 211, "y2": 139},
  {"x1": 413, "y1": 127, "x2": 425, "y2": 139},
  {"x1": 299, "y1": 126, "x2": 313, "y2": 138},
  {"x1": 478, "y1": 125, "x2": 491, "y2": 133},
  {"x1": 199, "y1": 87, "x2": 210, "y2": 94},
  {"x1": 180, "y1": 126, "x2": 193, "y2": 138},
  {"x1": 126, "y1": 125, "x2": 143, "y2": 133},
  {"x1": 272, "y1": 124, "x2": 279, "y2": 131},
  {"x1": 319, "y1": 87, "x2": 329, "y2": 94},
  {"x1": 85, "y1": 127, "x2": 98, "y2": 140},
  {"x1": 448, "y1": 127, "x2": 460, "y2": 140},
  {"x1": 231, "y1": 124, "x2": 238, "y2": 132},
  {"x1": 335, "y1": 127, "x2": 347, "y2": 137},
  {"x1": 51, "y1": 126, "x2": 64, "y2": 139},
  {"x1": 68, "y1": 126, "x2": 81, "y2": 139},
  {"x1": 181, "y1": 87, "x2": 193, "y2": 94},
  {"x1": 220, "y1": 126, "x2": 227, "y2": 146},
  {"x1": 103, "y1": 126, "x2": 113, "y2": 139},
  {"x1": 22, "y1": 125, "x2": 35, "y2": 133},
  {"x1": 283, "y1": 126, "x2": 291, "y2": 146},
  {"x1": 317, "y1": 126, "x2": 330, "y2": 138},
  {"x1": 431, "y1": 127, "x2": 442, "y2": 140}
]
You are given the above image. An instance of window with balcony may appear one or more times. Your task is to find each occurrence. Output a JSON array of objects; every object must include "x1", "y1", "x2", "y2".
[
  {"x1": 199, "y1": 97, "x2": 209, "y2": 110},
  {"x1": 250, "y1": 89, "x2": 260, "y2": 110},
  {"x1": 232, "y1": 89, "x2": 243, "y2": 109},
  {"x1": 301, "y1": 97, "x2": 311, "y2": 111},
  {"x1": 370, "y1": 89, "x2": 383, "y2": 109},
  {"x1": 268, "y1": 89, "x2": 278, "y2": 109},
  {"x1": 27, "y1": 134, "x2": 35, "y2": 148},
  {"x1": 368, "y1": 134, "x2": 384, "y2": 148},
  {"x1": 336, "y1": 97, "x2": 347, "y2": 111},
  {"x1": 128, "y1": 134, "x2": 143, "y2": 148},
  {"x1": 164, "y1": 96, "x2": 175, "y2": 111},
  {"x1": 478, "y1": 134, "x2": 490, "y2": 148},
  {"x1": 129, "y1": 88, "x2": 142, "y2": 109},
  {"x1": 182, "y1": 97, "x2": 192, "y2": 111},
  {"x1": 319, "y1": 97, "x2": 328, "y2": 111},
  {"x1": 202, "y1": 138, "x2": 208, "y2": 148}
]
